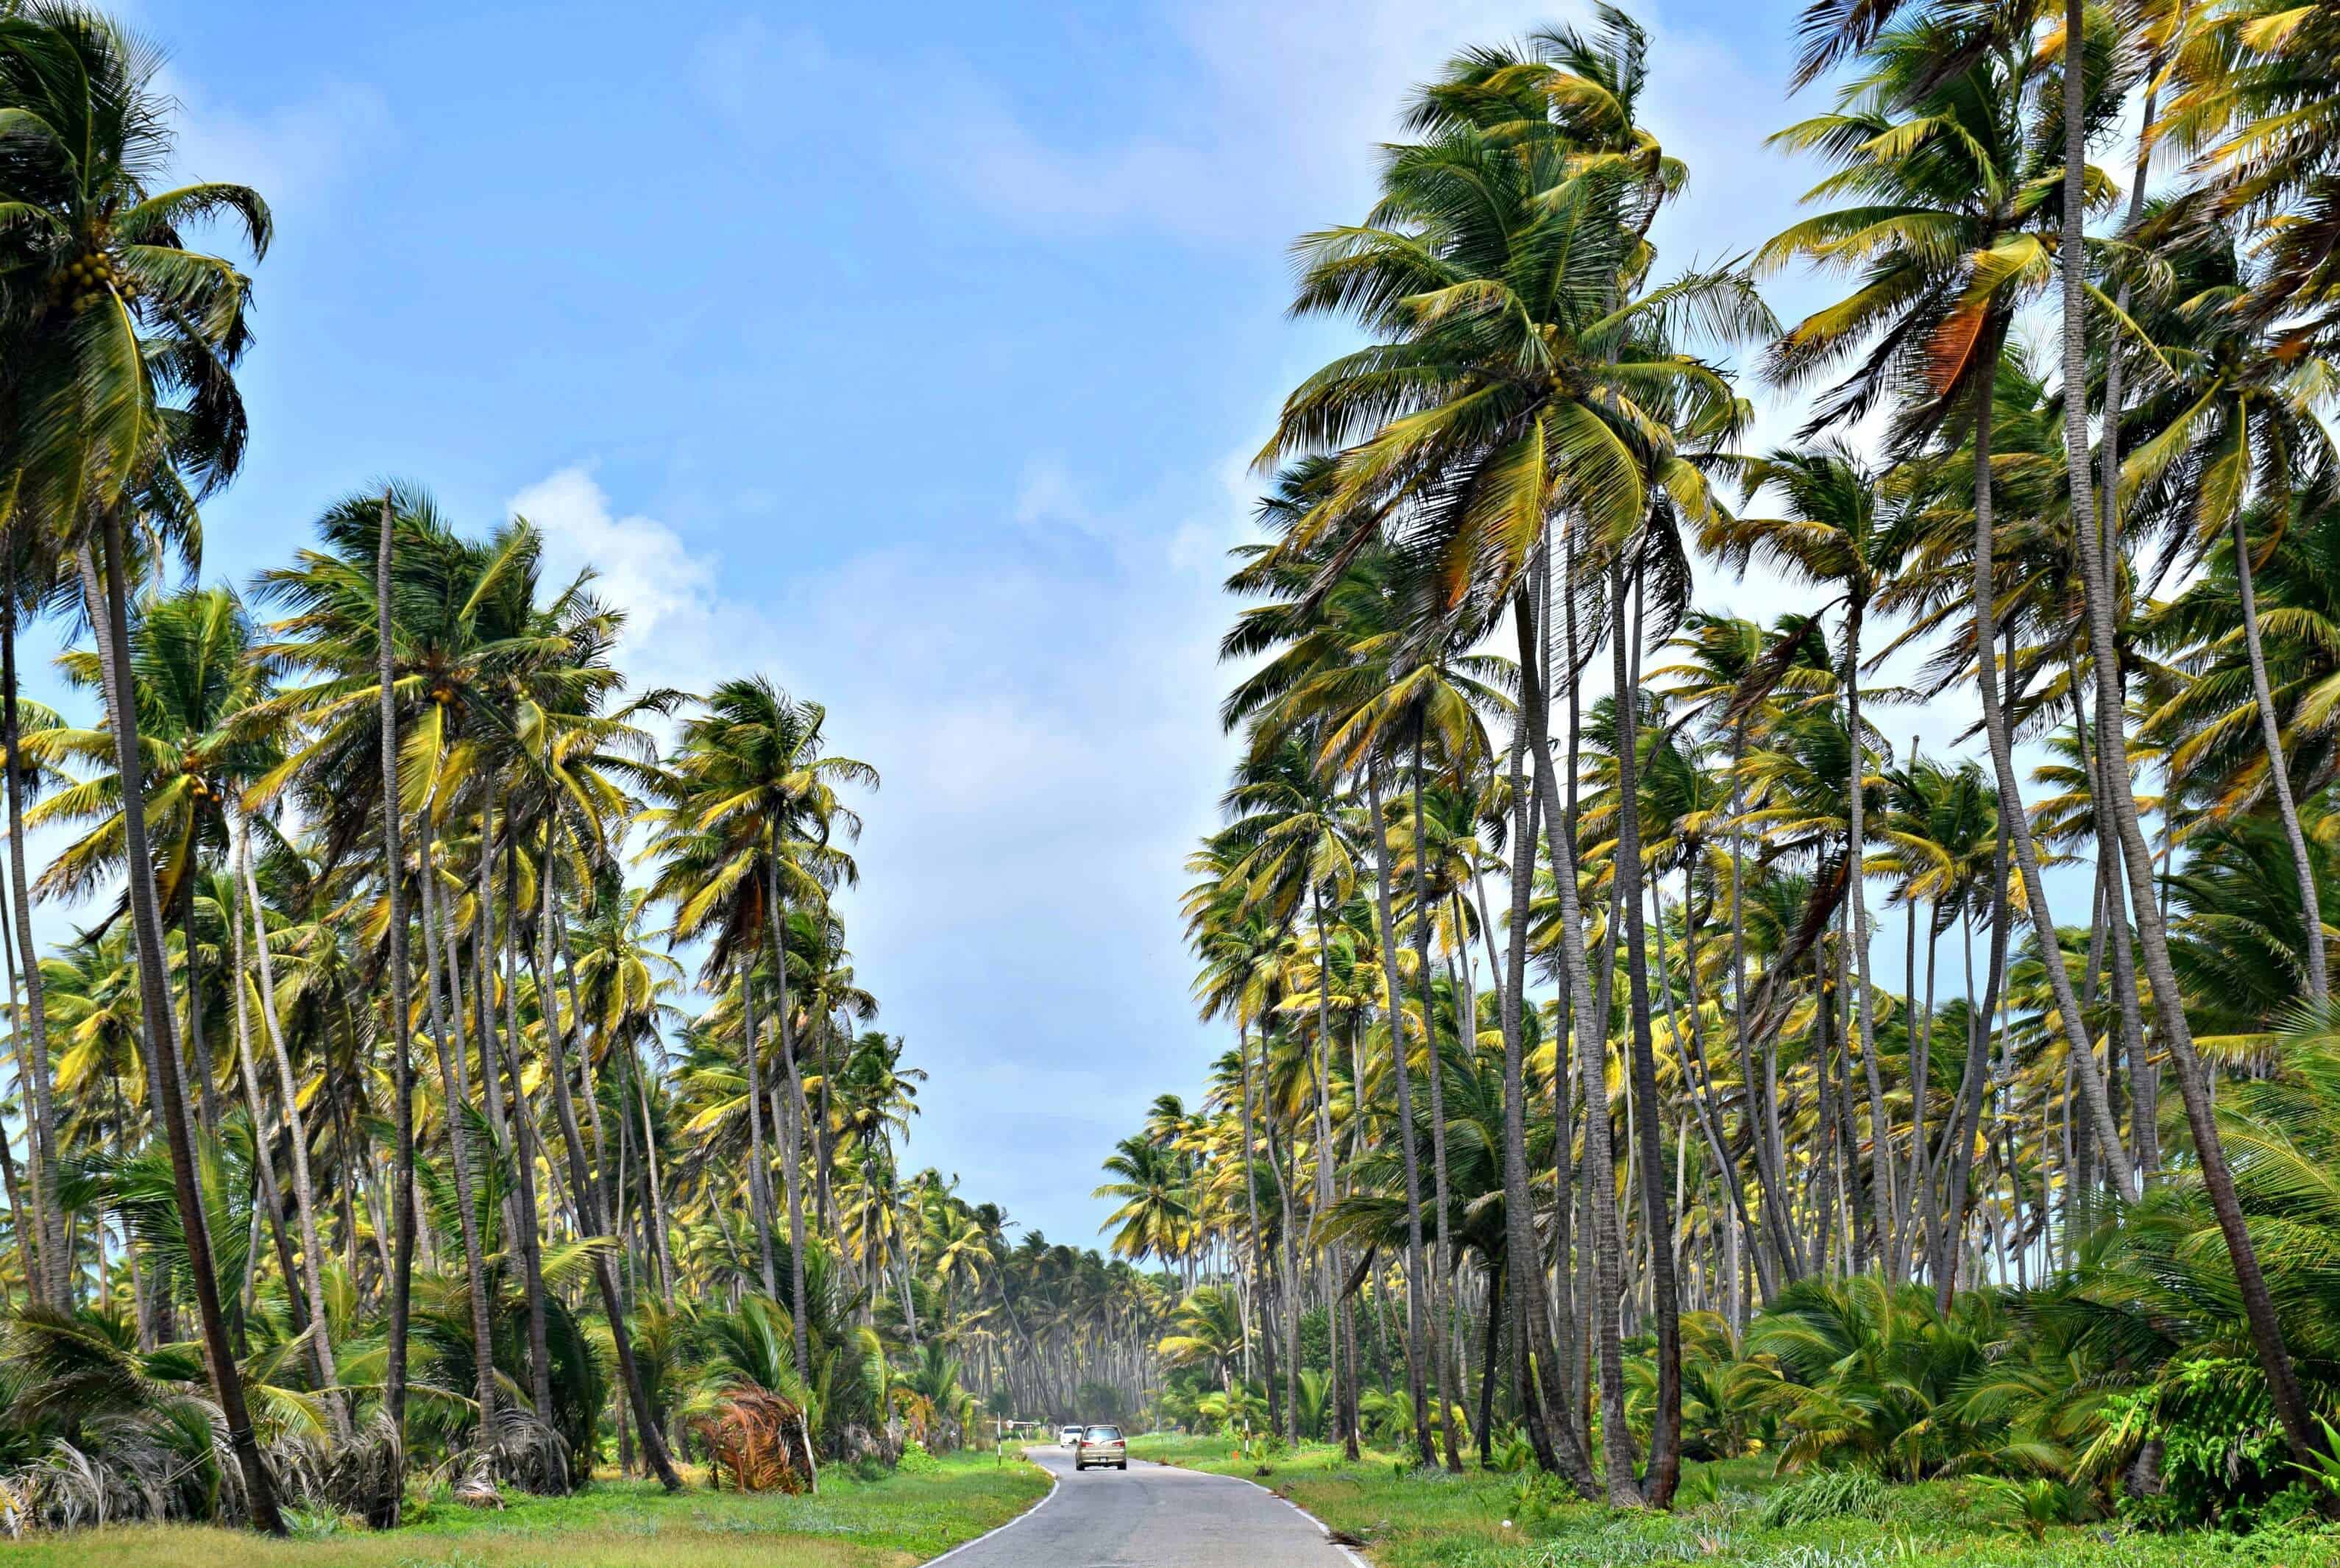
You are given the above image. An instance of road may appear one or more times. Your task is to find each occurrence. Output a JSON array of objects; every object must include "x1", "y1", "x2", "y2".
[{"x1": 937, "y1": 1446, "x2": 1361, "y2": 1568}]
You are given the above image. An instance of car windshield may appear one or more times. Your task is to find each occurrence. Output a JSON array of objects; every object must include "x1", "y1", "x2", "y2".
[{"x1": 1085, "y1": 1425, "x2": 1122, "y2": 1441}]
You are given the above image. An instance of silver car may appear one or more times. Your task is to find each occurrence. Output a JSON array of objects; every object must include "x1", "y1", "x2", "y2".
[
  {"x1": 1073, "y1": 1423, "x2": 1127, "y2": 1471},
  {"x1": 1058, "y1": 1425, "x2": 1084, "y2": 1448}
]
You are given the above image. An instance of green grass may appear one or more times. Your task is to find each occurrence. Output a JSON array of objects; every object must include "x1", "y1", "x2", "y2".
[
  {"x1": 0, "y1": 1450, "x2": 1050, "y2": 1568},
  {"x1": 1126, "y1": 1435, "x2": 2340, "y2": 1567}
]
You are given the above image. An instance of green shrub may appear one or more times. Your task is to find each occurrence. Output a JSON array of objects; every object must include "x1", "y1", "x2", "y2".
[
  {"x1": 1490, "y1": 1426, "x2": 1537, "y2": 1473},
  {"x1": 1970, "y1": 1475, "x2": 2085, "y2": 1541},
  {"x1": 1759, "y1": 1468, "x2": 1888, "y2": 1527},
  {"x1": 897, "y1": 1439, "x2": 942, "y2": 1475}
]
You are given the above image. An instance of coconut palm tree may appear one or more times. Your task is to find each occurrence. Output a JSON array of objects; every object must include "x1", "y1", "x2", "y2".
[
  {"x1": 0, "y1": 6, "x2": 283, "y2": 1528},
  {"x1": 643, "y1": 678, "x2": 875, "y2": 1385}
]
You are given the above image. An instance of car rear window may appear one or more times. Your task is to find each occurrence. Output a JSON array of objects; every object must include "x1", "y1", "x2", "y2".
[{"x1": 1085, "y1": 1425, "x2": 1122, "y2": 1441}]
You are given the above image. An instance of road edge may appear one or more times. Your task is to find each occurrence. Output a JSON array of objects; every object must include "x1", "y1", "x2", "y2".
[
  {"x1": 921, "y1": 1452, "x2": 1060, "y2": 1566},
  {"x1": 1141, "y1": 1457, "x2": 1372, "y2": 1568}
]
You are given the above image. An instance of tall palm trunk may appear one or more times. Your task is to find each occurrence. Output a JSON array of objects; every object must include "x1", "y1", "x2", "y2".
[
  {"x1": 2093, "y1": 46, "x2": 2174, "y2": 1174},
  {"x1": 536, "y1": 844, "x2": 685, "y2": 1489},
  {"x1": 1, "y1": 601, "x2": 64, "y2": 1306},
  {"x1": 227, "y1": 875, "x2": 308, "y2": 1346},
  {"x1": 235, "y1": 823, "x2": 339, "y2": 1409},
  {"x1": 1610, "y1": 562, "x2": 1680, "y2": 1506},
  {"x1": 759, "y1": 851, "x2": 813, "y2": 1386},
  {"x1": 1658, "y1": 870, "x2": 1768, "y2": 1299},
  {"x1": 375, "y1": 493, "x2": 419, "y2": 1514},
  {"x1": 2049, "y1": 0, "x2": 2316, "y2": 1451},
  {"x1": 1259, "y1": 1047, "x2": 1304, "y2": 1444},
  {"x1": 2230, "y1": 514, "x2": 2327, "y2": 997},
  {"x1": 497, "y1": 839, "x2": 557, "y2": 1438},
  {"x1": 1364, "y1": 762, "x2": 1436, "y2": 1469},
  {"x1": 1891, "y1": 881, "x2": 1939, "y2": 1283},
  {"x1": 1407, "y1": 736, "x2": 1462, "y2": 1473},
  {"x1": 1514, "y1": 579, "x2": 1637, "y2": 1504},
  {"x1": 87, "y1": 519, "x2": 286, "y2": 1534},
  {"x1": 1957, "y1": 341, "x2": 2135, "y2": 1205},
  {"x1": 415, "y1": 828, "x2": 500, "y2": 1439},
  {"x1": 1309, "y1": 888, "x2": 1361, "y2": 1460},
  {"x1": 1235, "y1": 1016, "x2": 1273, "y2": 1425},
  {"x1": 1726, "y1": 718, "x2": 1795, "y2": 1289},
  {"x1": 637, "y1": 1051, "x2": 675, "y2": 1295},
  {"x1": 739, "y1": 971, "x2": 779, "y2": 1297},
  {"x1": 180, "y1": 868, "x2": 222, "y2": 1138},
  {"x1": 1843, "y1": 597, "x2": 1897, "y2": 1263},
  {"x1": 1494, "y1": 680, "x2": 1595, "y2": 1488}
]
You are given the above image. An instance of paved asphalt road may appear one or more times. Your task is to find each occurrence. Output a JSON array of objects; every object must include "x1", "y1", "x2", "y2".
[{"x1": 937, "y1": 1446, "x2": 1360, "y2": 1568}]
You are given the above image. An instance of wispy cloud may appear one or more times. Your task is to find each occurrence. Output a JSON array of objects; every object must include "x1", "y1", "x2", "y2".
[
  {"x1": 163, "y1": 76, "x2": 394, "y2": 210},
  {"x1": 692, "y1": 0, "x2": 1804, "y2": 252}
]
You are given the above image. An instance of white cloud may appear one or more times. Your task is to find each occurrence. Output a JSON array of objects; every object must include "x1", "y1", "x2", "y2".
[
  {"x1": 509, "y1": 458, "x2": 1255, "y2": 1236},
  {"x1": 512, "y1": 465, "x2": 719, "y2": 664}
]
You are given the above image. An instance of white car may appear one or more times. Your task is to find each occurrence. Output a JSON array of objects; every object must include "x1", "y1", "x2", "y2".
[
  {"x1": 1074, "y1": 1423, "x2": 1127, "y2": 1472},
  {"x1": 1059, "y1": 1425, "x2": 1084, "y2": 1448}
]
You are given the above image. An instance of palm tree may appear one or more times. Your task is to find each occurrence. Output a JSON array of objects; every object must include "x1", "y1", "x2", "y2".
[
  {"x1": 2116, "y1": 209, "x2": 2336, "y2": 1001},
  {"x1": 1255, "y1": 16, "x2": 1768, "y2": 1495},
  {"x1": 0, "y1": 6, "x2": 283, "y2": 1529},
  {"x1": 644, "y1": 677, "x2": 875, "y2": 1385},
  {"x1": 1760, "y1": 6, "x2": 2149, "y2": 1226},
  {"x1": 1093, "y1": 1135, "x2": 1194, "y2": 1270},
  {"x1": 20, "y1": 586, "x2": 340, "y2": 1397}
]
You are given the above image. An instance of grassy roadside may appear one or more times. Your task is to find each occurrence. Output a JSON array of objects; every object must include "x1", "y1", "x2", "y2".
[
  {"x1": 1127, "y1": 1435, "x2": 2340, "y2": 1567},
  {"x1": 0, "y1": 1450, "x2": 1050, "y2": 1568}
]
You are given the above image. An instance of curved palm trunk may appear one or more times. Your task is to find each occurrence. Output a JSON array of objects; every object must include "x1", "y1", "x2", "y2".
[
  {"x1": 1611, "y1": 565, "x2": 1680, "y2": 1507},
  {"x1": 3, "y1": 604, "x2": 64, "y2": 1306},
  {"x1": 1515, "y1": 581, "x2": 1637, "y2": 1504},
  {"x1": 469, "y1": 805, "x2": 523, "y2": 1259},
  {"x1": 1954, "y1": 335, "x2": 2136, "y2": 1216},
  {"x1": 1654, "y1": 870, "x2": 1766, "y2": 1299},
  {"x1": 2049, "y1": 32, "x2": 2308, "y2": 1454},
  {"x1": 227, "y1": 881, "x2": 307, "y2": 1342},
  {"x1": 536, "y1": 848, "x2": 685, "y2": 1490},
  {"x1": 1364, "y1": 762, "x2": 1436, "y2": 1470},
  {"x1": 2229, "y1": 514, "x2": 2328, "y2": 998},
  {"x1": 1726, "y1": 718, "x2": 1796, "y2": 1291},
  {"x1": 87, "y1": 522, "x2": 285, "y2": 1534}
]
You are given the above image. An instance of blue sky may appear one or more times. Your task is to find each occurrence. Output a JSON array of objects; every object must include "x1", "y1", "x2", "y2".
[{"x1": 59, "y1": 0, "x2": 2015, "y2": 1246}]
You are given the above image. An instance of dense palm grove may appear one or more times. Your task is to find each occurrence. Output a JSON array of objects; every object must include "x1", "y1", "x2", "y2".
[
  {"x1": 1111, "y1": 0, "x2": 2340, "y2": 1535},
  {"x1": 0, "y1": 3, "x2": 1164, "y2": 1538}
]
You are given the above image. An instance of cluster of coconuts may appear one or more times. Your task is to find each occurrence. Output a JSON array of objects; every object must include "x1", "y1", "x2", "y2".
[{"x1": 51, "y1": 245, "x2": 138, "y2": 313}]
